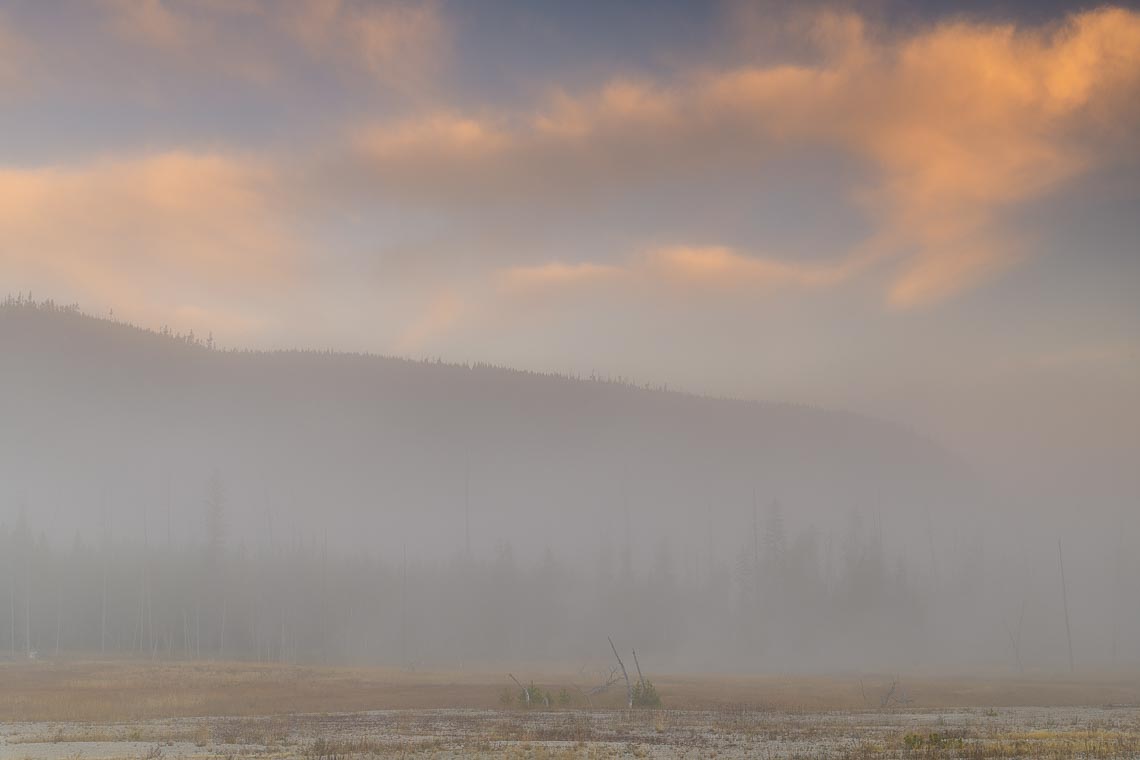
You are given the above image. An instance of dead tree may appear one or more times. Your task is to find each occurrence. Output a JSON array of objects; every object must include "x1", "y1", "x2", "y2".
[
  {"x1": 1058, "y1": 540, "x2": 1074, "y2": 673},
  {"x1": 1002, "y1": 598, "x2": 1026, "y2": 674},
  {"x1": 576, "y1": 664, "x2": 622, "y2": 708},
  {"x1": 508, "y1": 673, "x2": 530, "y2": 705},
  {"x1": 584, "y1": 666, "x2": 621, "y2": 696},
  {"x1": 609, "y1": 636, "x2": 633, "y2": 708},
  {"x1": 880, "y1": 678, "x2": 898, "y2": 708}
]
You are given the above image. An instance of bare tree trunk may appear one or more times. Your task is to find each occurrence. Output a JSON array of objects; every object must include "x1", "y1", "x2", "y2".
[
  {"x1": 101, "y1": 561, "x2": 107, "y2": 655},
  {"x1": 401, "y1": 542, "x2": 407, "y2": 667},
  {"x1": 166, "y1": 474, "x2": 172, "y2": 550},
  {"x1": 1058, "y1": 540, "x2": 1074, "y2": 673},
  {"x1": 752, "y1": 491, "x2": 760, "y2": 609},
  {"x1": 219, "y1": 592, "x2": 226, "y2": 660},
  {"x1": 464, "y1": 452, "x2": 471, "y2": 558},
  {"x1": 508, "y1": 673, "x2": 530, "y2": 705},
  {"x1": 924, "y1": 505, "x2": 939, "y2": 591},
  {"x1": 55, "y1": 581, "x2": 62, "y2": 658},
  {"x1": 9, "y1": 552, "x2": 16, "y2": 659},
  {"x1": 609, "y1": 637, "x2": 632, "y2": 708},
  {"x1": 24, "y1": 549, "x2": 31, "y2": 657},
  {"x1": 1003, "y1": 599, "x2": 1026, "y2": 674}
]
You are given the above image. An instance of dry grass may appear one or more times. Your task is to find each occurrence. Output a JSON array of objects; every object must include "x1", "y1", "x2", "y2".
[
  {"x1": 653, "y1": 670, "x2": 1140, "y2": 711},
  {"x1": 0, "y1": 660, "x2": 1137, "y2": 723},
  {"x1": 1, "y1": 692, "x2": 1139, "y2": 759}
]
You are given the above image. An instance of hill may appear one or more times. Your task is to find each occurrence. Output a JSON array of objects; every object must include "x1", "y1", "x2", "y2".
[{"x1": 0, "y1": 299, "x2": 977, "y2": 559}]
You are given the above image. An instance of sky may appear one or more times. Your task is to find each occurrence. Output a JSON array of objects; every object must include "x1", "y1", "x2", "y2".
[{"x1": 1, "y1": 0, "x2": 1138, "y2": 507}]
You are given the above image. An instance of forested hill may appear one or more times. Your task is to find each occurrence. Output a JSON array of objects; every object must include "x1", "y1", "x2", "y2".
[{"x1": 0, "y1": 299, "x2": 978, "y2": 559}]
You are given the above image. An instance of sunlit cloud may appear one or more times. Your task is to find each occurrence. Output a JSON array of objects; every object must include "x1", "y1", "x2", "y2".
[
  {"x1": 355, "y1": 114, "x2": 507, "y2": 162},
  {"x1": 394, "y1": 288, "x2": 464, "y2": 354},
  {"x1": 0, "y1": 151, "x2": 293, "y2": 332},
  {"x1": 534, "y1": 80, "x2": 679, "y2": 140},
  {"x1": 348, "y1": 7, "x2": 1140, "y2": 308},
  {"x1": 499, "y1": 261, "x2": 623, "y2": 292},
  {"x1": 2, "y1": 2, "x2": 1139, "y2": 353},
  {"x1": 502, "y1": 246, "x2": 861, "y2": 293},
  {"x1": 886, "y1": 239, "x2": 1024, "y2": 311},
  {"x1": 644, "y1": 246, "x2": 859, "y2": 290}
]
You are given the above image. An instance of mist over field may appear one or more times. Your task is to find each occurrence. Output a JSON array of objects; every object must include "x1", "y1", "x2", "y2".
[{"x1": 0, "y1": 298, "x2": 1135, "y2": 674}]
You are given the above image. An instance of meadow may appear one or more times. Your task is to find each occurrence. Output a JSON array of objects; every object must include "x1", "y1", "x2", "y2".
[{"x1": 1, "y1": 661, "x2": 1138, "y2": 758}]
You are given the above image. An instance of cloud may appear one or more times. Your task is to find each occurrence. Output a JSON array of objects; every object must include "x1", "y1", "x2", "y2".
[
  {"x1": 95, "y1": 0, "x2": 282, "y2": 85},
  {"x1": 496, "y1": 244, "x2": 870, "y2": 303},
  {"x1": 533, "y1": 80, "x2": 680, "y2": 140},
  {"x1": 0, "y1": 14, "x2": 29, "y2": 91},
  {"x1": 286, "y1": 0, "x2": 447, "y2": 91},
  {"x1": 1030, "y1": 341, "x2": 1140, "y2": 371},
  {"x1": 355, "y1": 114, "x2": 507, "y2": 162},
  {"x1": 5, "y1": 4, "x2": 1138, "y2": 355},
  {"x1": 102, "y1": 0, "x2": 189, "y2": 50},
  {"x1": 395, "y1": 242, "x2": 874, "y2": 357},
  {"x1": 0, "y1": 151, "x2": 294, "y2": 332},
  {"x1": 93, "y1": 0, "x2": 446, "y2": 89},
  {"x1": 886, "y1": 239, "x2": 1023, "y2": 310},
  {"x1": 347, "y1": 7, "x2": 1140, "y2": 308},
  {"x1": 644, "y1": 246, "x2": 858, "y2": 290},
  {"x1": 393, "y1": 288, "x2": 463, "y2": 353},
  {"x1": 499, "y1": 261, "x2": 623, "y2": 292}
]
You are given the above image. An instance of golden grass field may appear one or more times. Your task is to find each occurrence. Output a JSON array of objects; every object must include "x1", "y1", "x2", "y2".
[
  {"x1": 0, "y1": 661, "x2": 1139, "y2": 758},
  {"x1": 1, "y1": 659, "x2": 1138, "y2": 722}
]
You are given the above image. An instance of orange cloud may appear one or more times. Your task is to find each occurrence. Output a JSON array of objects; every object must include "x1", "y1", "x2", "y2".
[
  {"x1": 886, "y1": 239, "x2": 1023, "y2": 310},
  {"x1": 499, "y1": 261, "x2": 623, "y2": 292},
  {"x1": 0, "y1": 151, "x2": 294, "y2": 332},
  {"x1": 355, "y1": 114, "x2": 506, "y2": 161},
  {"x1": 689, "y1": 8, "x2": 1140, "y2": 304},
  {"x1": 496, "y1": 244, "x2": 877, "y2": 304},
  {"x1": 350, "y1": 7, "x2": 1140, "y2": 309},
  {"x1": 534, "y1": 80, "x2": 678, "y2": 140},
  {"x1": 644, "y1": 246, "x2": 859, "y2": 290}
]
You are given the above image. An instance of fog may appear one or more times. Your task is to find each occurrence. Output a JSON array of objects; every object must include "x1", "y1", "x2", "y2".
[{"x1": 0, "y1": 297, "x2": 1135, "y2": 674}]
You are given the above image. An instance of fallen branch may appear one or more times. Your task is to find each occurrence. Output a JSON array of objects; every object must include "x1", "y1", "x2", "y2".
[{"x1": 584, "y1": 665, "x2": 621, "y2": 696}]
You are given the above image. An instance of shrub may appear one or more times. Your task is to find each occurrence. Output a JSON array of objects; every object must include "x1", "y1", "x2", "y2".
[{"x1": 632, "y1": 679, "x2": 661, "y2": 708}]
